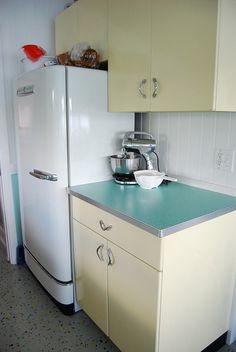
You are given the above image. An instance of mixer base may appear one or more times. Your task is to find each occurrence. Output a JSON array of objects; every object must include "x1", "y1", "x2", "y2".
[{"x1": 113, "y1": 173, "x2": 137, "y2": 185}]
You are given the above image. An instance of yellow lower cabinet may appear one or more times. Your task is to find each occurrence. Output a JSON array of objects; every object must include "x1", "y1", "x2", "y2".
[
  {"x1": 73, "y1": 195, "x2": 236, "y2": 352},
  {"x1": 73, "y1": 220, "x2": 108, "y2": 335},
  {"x1": 73, "y1": 217, "x2": 160, "y2": 352},
  {"x1": 107, "y1": 242, "x2": 160, "y2": 352},
  {"x1": 158, "y1": 211, "x2": 236, "y2": 352}
]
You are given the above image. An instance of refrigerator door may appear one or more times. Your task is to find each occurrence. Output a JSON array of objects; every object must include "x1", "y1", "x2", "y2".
[
  {"x1": 16, "y1": 66, "x2": 71, "y2": 282},
  {"x1": 67, "y1": 67, "x2": 134, "y2": 185}
]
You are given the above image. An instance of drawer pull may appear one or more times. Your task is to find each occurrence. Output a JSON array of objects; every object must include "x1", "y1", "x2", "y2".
[
  {"x1": 96, "y1": 244, "x2": 105, "y2": 261},
  {"x1": 99, "y1": 220, "x2": 112, "y2": 232},
  {"x1": 107, "y1": 248, "x2": 115, "y2": 266}
]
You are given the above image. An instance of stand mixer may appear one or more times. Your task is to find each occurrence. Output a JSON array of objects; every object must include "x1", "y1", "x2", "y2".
[
  {"x1": 110, "y1": 131, "x2": 160, "y2": 184},
  {"x1": 123, "y1": 131, "x2": 159, "y2": 171}
]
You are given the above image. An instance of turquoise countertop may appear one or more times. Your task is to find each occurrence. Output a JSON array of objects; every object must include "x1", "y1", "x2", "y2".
[{"x1": 69, "y1": 180, "x2": 236, "y2": 237}]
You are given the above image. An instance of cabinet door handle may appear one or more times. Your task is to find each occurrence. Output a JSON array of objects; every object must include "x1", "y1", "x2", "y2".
[
  {"x1": 138, "y1": 79, "x2": 147, "y2": 98},
  {"x1": 99, "y1": 220, "x2": 112, "y2": 232},
  {"x1": 152, "y1": 77, "x2": 159, "y2": 98},
  {"x1": 107, "y1": 248, "x2": 115, "y2": 266},
  {"x1": 96, "y1": 244, "x2": 105, "y2": 261}
]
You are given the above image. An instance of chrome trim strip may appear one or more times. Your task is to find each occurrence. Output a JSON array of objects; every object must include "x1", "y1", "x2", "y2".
[
  {"x1": 159, "y1": 207, "x2": 236, "y2": 237},
  {"x1": 24, "y1": 246, "x2": 73, "y2": 285},
  {"x1": 69, "y1": 190, "x2": 236, "y2": 238}
]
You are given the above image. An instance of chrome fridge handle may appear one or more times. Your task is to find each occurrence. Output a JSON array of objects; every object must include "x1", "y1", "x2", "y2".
[
  {"x1": 138, "y1": 79, "x2": 147, "y2": 98},
  {"x1": 152, "y1": 77, "x2": 159, "y2": 98},
  {"x1": 29, "y1": 169, "x2": 58, "y2": 181}
]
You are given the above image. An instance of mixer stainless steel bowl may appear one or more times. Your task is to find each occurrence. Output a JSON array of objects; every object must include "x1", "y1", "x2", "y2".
[{"x1": 110, "y1": 154, "x2": 140, "y2": 174}]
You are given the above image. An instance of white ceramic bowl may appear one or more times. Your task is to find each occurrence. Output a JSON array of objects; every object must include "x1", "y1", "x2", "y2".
[{"x1": 134, "y1": 170, "x2": 165, "y2": 189}]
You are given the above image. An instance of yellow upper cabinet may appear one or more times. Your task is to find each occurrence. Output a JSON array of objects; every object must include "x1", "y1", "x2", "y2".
[
  {"x1": 214, "y1": 0, "x2": 236, "y2": 111},
  {"x1": 108, "y1": 0, "x2": 152, "y2": 112},
  {"x1": 55, "y1": 0, "x2": 108, "y2": 61},
  {"x1": 108, "y1": 0, "x2": 236, "y2": 112},
  {"x1": 150, "y1": 0, "x2": 217, "y2": 112}
]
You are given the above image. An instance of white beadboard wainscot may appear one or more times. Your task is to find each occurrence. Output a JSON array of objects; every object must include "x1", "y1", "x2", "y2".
[{"x1": 140, "y1": 112, "x2": 236, "y2": 196}]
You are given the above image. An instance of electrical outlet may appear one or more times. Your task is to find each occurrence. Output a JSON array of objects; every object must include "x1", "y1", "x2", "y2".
[{"x1": 214, "y1": 149, "x2": 235, "y2": 172}]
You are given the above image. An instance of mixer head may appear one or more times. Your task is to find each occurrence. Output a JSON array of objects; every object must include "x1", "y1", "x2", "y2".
[
  {"x1": 122, "y1": 131, "x2": 156, "y2": 155},
  {"x1": 122, "y1": 131, "x2": 158, "y2": 170}
]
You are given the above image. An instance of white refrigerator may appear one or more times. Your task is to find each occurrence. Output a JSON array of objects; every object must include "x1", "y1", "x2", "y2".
[{"x1": 15, "y1": 65, "x2": 134, "y2": 314}]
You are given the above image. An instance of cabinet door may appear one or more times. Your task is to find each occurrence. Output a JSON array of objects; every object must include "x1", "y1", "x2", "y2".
[
  {"x1": 107, "y1": 242, "x2": 161, "y2": 352},
  {"x1": 108, "y1": 0, "x2": 151, "y2": 112},
  {"x1": 55, "y1": 2, "x2": 79, "y2": 55},
  {"x1": 73, "y1": 220, "x2": 108, "y2": 334},
  {"x1": 151, "y1": 0, "x2": 218, "y2": 111},
  {"x1": 159, "y1": 212, "x2": 236, "y2": 352},
  {"x1": 214, "y1": 0, "x2": 236, "y2": 111},
  {"x1": 55, "y1": 0, "x2": 108, "y2": 61}
]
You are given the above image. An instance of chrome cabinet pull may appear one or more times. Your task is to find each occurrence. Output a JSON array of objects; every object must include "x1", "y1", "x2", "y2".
[
  {"x1": 138, "y1": 79, "x2": 147, "y2": 98},
  {"x1": 99, "y1": 220, "x2": 112, "y2": 232},
  {"x1": 96, "y1": 244, "x2": 105, "y2": 261},
  {"x1": 107, "y1": 248, "x2": 115, "y2": 266},
  {"x1": 152, "y1": 77, "x2": 159, "y2": 98},
  {"x1": 29, "y1": 169, "x2": 58, "y2": 181}
]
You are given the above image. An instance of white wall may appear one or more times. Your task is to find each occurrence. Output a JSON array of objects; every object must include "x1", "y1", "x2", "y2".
[{"x1": 141, "y1": 112, "x2": 236, "y2": 196}]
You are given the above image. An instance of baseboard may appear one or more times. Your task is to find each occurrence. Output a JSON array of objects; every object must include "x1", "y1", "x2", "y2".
[
  {"x1": 16, "y1": 244, "x2": 25, "y2": 264},
  {"x1": 202, "y1": 332, "x2": 227, "y2": 352},
  {"x1": 0, "y1": 225, "x2": 6, "y2": 248}
]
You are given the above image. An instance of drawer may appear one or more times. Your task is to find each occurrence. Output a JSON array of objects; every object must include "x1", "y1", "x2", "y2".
[{"x1": 72, "y1": 197, "x2": 163, "y2": 271}]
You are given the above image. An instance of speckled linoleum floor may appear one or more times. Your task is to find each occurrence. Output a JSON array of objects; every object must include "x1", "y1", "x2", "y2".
[
  {"x1": 1, "y1": 245, "x2": 236, "y2": 352},
  {"x1": 0, "y1": 245, "x2": 119, "y2": 352},
  {"x1": 219, "y1": 344, "x2": 236, "y2": 352}
]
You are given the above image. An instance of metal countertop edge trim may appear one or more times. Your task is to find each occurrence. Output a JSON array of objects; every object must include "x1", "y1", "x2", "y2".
[
  {"x1": 69, "y1": 190, "x2": 236, "y2": 238},
  {"x1": 161, "y1": 206, "x2": 236, "y2": 236},
  {"x1": 69, "y1": 190, "x2": 161, "y2": 236}
]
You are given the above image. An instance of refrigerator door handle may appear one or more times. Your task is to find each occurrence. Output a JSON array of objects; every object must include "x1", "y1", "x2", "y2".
[{"x1": 29, "y1": 169, "x2": 58, "y2": 182}]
